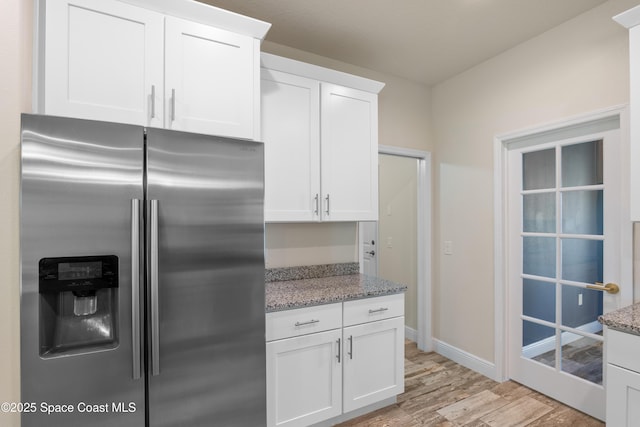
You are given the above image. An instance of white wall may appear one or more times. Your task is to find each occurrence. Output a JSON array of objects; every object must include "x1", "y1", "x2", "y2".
[
  {"x1": 0, "y1": 0, "x2": 32, "y2": 426},
  {"x1": 431, "y1": 0, "x2": 637, "y2": 362},
  {"x1": 265, "y1": 223, "x2": 358, "y2": 268},
  {"x1": 262, "y1": 42, "x2": 433, "y2": 267}
]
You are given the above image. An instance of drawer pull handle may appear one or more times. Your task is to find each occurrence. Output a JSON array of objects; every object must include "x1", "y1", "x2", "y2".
[
  {"x1": 336, "y1": 338, "x2": 341, "y2": 363},
  {"x1": 369, "y1": 307, "x2": 389, "y2": 314},
  {"x1": 348, "y1": 335, "x2": 353, "y2": 360},
  {"x1": 295, "y1": 319, "x2": 320, "y2": 327}
]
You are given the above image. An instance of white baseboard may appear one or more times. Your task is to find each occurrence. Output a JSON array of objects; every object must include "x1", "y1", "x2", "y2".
[
  {"x1": 432, "y1": 338, "x2": 499, "y2": 381},
  {"x1": 405, "y1": 326, "x2": 417, "y2": 342}
]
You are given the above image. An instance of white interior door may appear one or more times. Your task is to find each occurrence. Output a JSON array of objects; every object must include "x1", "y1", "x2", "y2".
[{"x1": 507, "y1": 126, "x2": 626, "y2": 421}]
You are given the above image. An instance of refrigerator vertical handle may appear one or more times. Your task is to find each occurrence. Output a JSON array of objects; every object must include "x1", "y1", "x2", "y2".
[
  {"x1": 150, "y1": 199, "x2": 160, "y2": 376},
  {"x1": 131, "y1": 199, "x2": 142, "y2": 380}
]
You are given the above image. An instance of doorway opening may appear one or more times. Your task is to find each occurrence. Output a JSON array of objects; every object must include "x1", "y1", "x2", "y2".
[{"x1": 359, "y1": 146, "x2": 431, "y2": 351}]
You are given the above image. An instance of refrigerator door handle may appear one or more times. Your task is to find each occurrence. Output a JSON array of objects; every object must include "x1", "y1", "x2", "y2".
[
  {"x1": 131, "y1": 199, "x2": 142, "y2": 380},
  {"x1": 150, "y1": 199, "x2": 160, "y2": 376}
]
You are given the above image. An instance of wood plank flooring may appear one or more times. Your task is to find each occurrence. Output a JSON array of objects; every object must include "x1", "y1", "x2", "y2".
[{"x1": 336, "y1": 341, "x2": 604, "y2": 427}]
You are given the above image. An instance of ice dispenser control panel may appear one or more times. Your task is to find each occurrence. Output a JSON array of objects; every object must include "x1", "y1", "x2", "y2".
[
  {"x1": 38, "y1": 255, "x2": 119, "y2": 357},
  {"x1": 39, "y1": 255, "x2": 118, "y2": 293}
]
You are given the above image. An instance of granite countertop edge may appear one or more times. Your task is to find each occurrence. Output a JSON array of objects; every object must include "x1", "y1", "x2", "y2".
[
  {"x1": 265, "y1": 272, "x2": 407, "y2": 313},
  {"x1": 599, "y1": 302, "x2": 640, "y2": 336}
]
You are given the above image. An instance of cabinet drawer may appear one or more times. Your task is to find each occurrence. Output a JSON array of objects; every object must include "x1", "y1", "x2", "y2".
[
  {"x1": 343, "y1": 293, "x2": 404, "y2": 327},
  {"x1": 608, "y1": 328, "x2": 640, "y2": 373},
  {"x1": 266, "y1": 303, "x2": 342, "y2": 342}
]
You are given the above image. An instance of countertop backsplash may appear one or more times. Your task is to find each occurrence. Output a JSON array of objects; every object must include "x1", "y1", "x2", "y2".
[{"x1": 265, "y1": 262, "x2": 360, "y2": 282}]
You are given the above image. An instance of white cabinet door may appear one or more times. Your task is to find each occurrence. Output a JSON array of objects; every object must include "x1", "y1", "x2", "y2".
[
  {"x1": 261, "y1": 69, "x2": 321, "y2": 222},
  {"x1": 628, "y1": 25, "x2": 640, "y2": 220},
  {"x1": 321, "y1": 83, "x2": 379, "y2": 222},
  {"x1": 607, "y1": 364, "x2": 640, "y2": 426},
  {"x1": 266, "y1": 329, "x2": 342, "y2": 427},
  {"x1": 44, "y1": 0, "x2": 164, "y2": 127},
  {"x1": 343, "y1": 316, "x2": 404, "y2": 412},
  {"x1": 165, "y1": 17, "x2": 258, "y2": 139}
]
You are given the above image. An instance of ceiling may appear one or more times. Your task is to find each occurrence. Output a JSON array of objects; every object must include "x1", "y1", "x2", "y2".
[{"x1": 197, "y1": 0, "x2": 607, "y2": 86}]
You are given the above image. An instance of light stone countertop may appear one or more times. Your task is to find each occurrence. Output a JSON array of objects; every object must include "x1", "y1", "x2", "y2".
[
  {"x1": 265, "y1": 273, "x2": 407, "y2": 313},
  {"x1": 599, "y1": 302, "x2": 640, "y2": 336}
]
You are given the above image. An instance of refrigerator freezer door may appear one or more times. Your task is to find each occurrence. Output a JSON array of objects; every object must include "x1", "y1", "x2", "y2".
[
  {"x1": 20, "y1": 114, "x2": 145, "y2": 426},
  {"x1": 146, "y1": 129, "x2": 266, "y2": 426}
]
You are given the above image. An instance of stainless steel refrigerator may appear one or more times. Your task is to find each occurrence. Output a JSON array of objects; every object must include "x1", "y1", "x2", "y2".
[{"x1": 20, "y1": 114, "x2": 266, "y2": 427}]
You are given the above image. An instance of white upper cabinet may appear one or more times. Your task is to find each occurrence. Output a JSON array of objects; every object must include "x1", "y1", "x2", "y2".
[
  {"x1": 37, "y1": 0, "x2": 269, "y2": 139},
  {"x1": 261, "y1": 69, "x2": 321, "y2": 222},
  {"x1": 320, "y1": 84, "x2": 378, "y2": 221},
  {"x1": 261, "y1": 53, "x2": 384, "y2": 222},
  {"x1": 42, "y1": 0, "x2": 164, "y2": 127},
  {"x1": 165, "y1": 17, "x2": 259, "y2": 139},
  {"x1": 614, "y1": 6, "x2": 640, "y2": 219}
]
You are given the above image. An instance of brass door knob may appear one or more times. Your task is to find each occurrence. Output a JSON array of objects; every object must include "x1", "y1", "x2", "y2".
[{"x1": 586, "y1": 282, "x2": 620, "y2": 294}]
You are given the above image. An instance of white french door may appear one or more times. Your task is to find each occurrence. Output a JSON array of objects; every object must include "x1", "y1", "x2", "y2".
[{"x1": 507, "y1": 125, "x2": 625, "y2": 421}]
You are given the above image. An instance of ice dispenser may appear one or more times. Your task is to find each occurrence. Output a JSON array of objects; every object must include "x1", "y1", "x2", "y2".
[{"x1": 38, "y1": 255, "x2": 119, "y2": 357}]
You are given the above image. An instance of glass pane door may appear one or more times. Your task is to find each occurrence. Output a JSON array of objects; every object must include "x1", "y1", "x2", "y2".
[
  {"x1": 521, "y1": 140, "x2": 604, "y2": 385},
  {"x1": 507, "y1": 124, "x2": 623, "y2": 422}
]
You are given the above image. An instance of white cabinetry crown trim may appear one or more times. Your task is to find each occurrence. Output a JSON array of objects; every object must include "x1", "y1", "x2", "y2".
[
  {"x1": 261, "y1": 53, "x2": 385, "y2": 94},
  {"x1": 614, "y1": 5, "x2": 640, "y2": 29},
  {"x1": 116, "y1": 0, "x2": 270, "y2": 39}
]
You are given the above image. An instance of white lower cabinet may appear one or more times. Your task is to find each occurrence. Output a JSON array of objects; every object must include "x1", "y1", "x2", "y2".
[
  {"x1": 266, "y1": 294, "x2": 404, "y2": 427},
  {"x1": 606, "y1": 328, "x2": 640, "y2": 426},
  {"x1": 343, "y1": 317, "x2": 405, "y2": 413},
  {"x1": 266, "y1": 329, "x2": 343, "y2": 427},
  {"x1": 607, "y1": 364, "x2": 640, "y2": 426}
]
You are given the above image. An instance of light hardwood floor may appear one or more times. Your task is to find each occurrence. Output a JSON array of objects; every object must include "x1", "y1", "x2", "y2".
[{"x1": 337, "y1": 341, "x2": 604, "y2": 427}]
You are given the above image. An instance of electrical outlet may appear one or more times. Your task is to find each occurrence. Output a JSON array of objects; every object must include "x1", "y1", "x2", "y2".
[
  {"x1": 444, "y1": 241, "x2": 453, "y2": 255},
  {"x1": 578, "y1": 293, "x2": 583, "y2": 306},
  {"x1": 387, "y1": 237, "x2": 393, "y2": 248}
]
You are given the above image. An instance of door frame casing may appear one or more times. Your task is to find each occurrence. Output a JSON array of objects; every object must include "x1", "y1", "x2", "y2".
[
  {"x1": 493, "y1": 105, "x2": 632, "y2": 382},
  {"x1": 359, "y1": 145, "x2": 432, "y2": 352}
]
